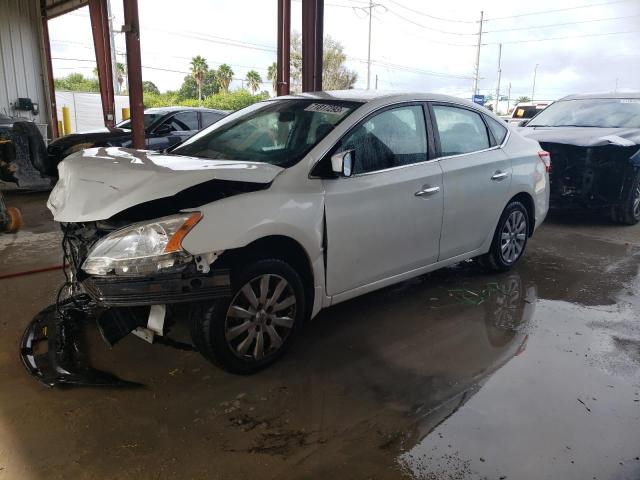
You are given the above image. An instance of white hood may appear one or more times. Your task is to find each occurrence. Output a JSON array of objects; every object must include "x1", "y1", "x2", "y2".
[{"x1": 48, "y1": 147, "x2": 283, "y2": 222}]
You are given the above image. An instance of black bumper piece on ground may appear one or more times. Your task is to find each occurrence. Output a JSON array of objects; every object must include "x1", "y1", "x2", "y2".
[{"x1": 20, "y1": 295, "x2": 141, "y2": 388}]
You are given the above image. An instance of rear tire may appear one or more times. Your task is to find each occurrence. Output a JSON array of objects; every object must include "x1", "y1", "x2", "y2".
[
  {"x1": 612, "y1": 171, "x2": 640, "y2": 225},
  {"x1": 190, "y1": 258, "x2": 306, "y2": 375},
  {"x1": 478, "y1": 201, "x2": 530, "y2": 272}
]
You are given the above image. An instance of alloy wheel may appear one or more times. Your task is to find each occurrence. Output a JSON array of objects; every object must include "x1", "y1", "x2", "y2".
[
  {"x1": 500, "y1": 210, "x2": 527, "y2": 264},
  {"x1": 633, "y1": 183, "x2": 640, "y2": 219},
  {"x1": 224, "y1": 274, "x2": 296, "y2": 362}
]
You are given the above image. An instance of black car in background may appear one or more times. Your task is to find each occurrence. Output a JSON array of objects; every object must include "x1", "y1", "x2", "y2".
[
  {"x1": 519, "y1": 93, "x2": 640, "y2": 224},
  {"x1": 46, "y1": 107, "x2": 228, "y2": 174}
]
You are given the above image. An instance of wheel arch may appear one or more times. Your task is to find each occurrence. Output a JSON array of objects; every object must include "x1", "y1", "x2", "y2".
[
  {"x1": 215, "y1": 235, "x2": 315, "y2": 319},
  {"x1": 509, "y1": 191, "x2": 536, "y2": 237}
]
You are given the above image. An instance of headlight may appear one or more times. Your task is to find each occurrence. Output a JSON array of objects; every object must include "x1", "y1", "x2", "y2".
[{"x1": 82, "y1": 212, "x2": 202, "y2": 276}]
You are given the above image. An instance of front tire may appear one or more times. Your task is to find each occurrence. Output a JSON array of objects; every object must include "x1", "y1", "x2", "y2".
[
  {"x1": 190, "y1": 258, "x2": 306, "y2": 375},
  {"x1": 612, "y1": 171, "x2": 640, "y2": 225},
  {"x1": 479, "y1": 201, "x2": 530, "y2": 272}
]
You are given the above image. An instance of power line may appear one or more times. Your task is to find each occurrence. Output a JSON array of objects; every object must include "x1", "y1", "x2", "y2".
[
  {"x1": 383, "y1": 8, "x2": 478, "y2": 37},
  {"x1": 349, "y1": 57, "x2": 474, "y2": 79},
  {"x1": 484, "y1": 29, "x2": 640, "y2": 45},
  {"x1": 484, "y1": 13, "x2": 640, "y2": 33},
  {"x1": 385, "y1": 0, "x2": 479, "y2": 23},
  {"x1": 484, "y1": 0, "x2": 636, "y2": 21}
]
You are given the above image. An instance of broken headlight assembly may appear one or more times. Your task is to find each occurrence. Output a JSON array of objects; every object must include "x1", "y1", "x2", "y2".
[{"x1": 82, "y1": 212, "x2": 202, "y2": 276}]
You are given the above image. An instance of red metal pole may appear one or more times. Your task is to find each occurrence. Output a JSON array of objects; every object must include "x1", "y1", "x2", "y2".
[
  {"x1": 88, "y1": 0, "x2": 116, "y2": 128},
  {"x1": 122, "y1": 0, "x2": 145, "y2": 149},
  {"x1": 40, "y1": 0, "x2": 58, "y2": 138},
  {"x1": 276, "y1": 0, "x2": 290, "y2": 96},
  {"x1": 301, "y1": 0, "x2": 323, "y2": 92}
]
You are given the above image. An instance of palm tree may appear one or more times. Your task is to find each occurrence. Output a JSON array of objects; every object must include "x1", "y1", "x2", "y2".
[
  {"x1": 245, "y1": 70, "x2": 262, "y2": 94},
  {"x1": 216, "y1": 64, "x2": 234, "y2": 93},
  {"x1": 516, "y1": 96, "x2": 531, "y2": 104},
  {"x1": 190, "y1": 56, "x2": 209, "y2": 101},
  {"x1": 267, "y1": 62, "x2": 277, "y2": 94},
  {"x1": 92, "y1": 62, "x2": 126, "y2": 92}
]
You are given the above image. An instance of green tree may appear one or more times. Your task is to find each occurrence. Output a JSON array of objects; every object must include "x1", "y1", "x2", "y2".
[
  {"x1": 516, "y1": 96, "x2": 531, "y2": 104},
  {"x1": 245, "y1": 70, "x2": 262, "y2": 94},
  {"x1": 267, "y1": 62, "x2": 277, "y2": 94},
  {"x1": 54, "y1": 73, "x2": 100, "y2": 92},
  {"x1": 190, "y1": 55, "x2": 209, "y2": 101},
  {"x1": 216, "y1": 64, "x2": 234, "y2": 93},
  {"x1": 288, "y1": 32, "x2": 357, "y2": 92},
  {"x1": 142, "y1": 80, "x2": 160, "y2": 95},
  {"x1": 178, "y1": 69, "x2": 219, "y2": 100}
]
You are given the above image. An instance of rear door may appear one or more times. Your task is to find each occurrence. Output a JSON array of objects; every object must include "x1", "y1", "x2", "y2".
[
  {"x1": 430, "y1": 103, "x2": 512, "y2": 260},
  {"x1": 323, "y1": 103, "x2": 444, "y2": 295}
]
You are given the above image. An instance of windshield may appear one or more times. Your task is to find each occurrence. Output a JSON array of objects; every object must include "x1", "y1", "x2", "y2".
[
  {"x1": 116, "y1": 113, "x2": 165, "y2": 130},
  {"x1": 528, "y1": 98, "x2": 640, "y2": 128},
  {"x1": 171, "y1": 99, "x2": 361, "y2": 166}
]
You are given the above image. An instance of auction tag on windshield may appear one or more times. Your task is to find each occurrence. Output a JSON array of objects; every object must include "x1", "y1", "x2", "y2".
[
  {"x1": 305, "y1": 103, "x2": 349, "y2": 114},
  {"x1": 620, "y1": 99, "x2": 640, "y2": 103}
]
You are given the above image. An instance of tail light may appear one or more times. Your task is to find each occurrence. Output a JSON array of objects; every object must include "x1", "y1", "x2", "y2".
[{"x1": 538, "y1": 151, "x2": 551, "y2": 172}]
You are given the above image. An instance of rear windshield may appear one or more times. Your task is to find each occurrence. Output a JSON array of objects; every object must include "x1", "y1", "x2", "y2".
[
  {"x1": 170, "y1": 99, "x2": 361, "y2": 167},
  {"x1": 512, "y1": 106, "x2": 541, "y2": 119},
  {"x1": 528, "y1": 98, "x2": 640, "y2": 128}
]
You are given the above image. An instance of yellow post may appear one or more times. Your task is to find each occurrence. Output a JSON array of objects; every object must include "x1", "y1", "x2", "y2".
[
  {"x1": 122, "y1": 107, "x2": 130, "y2": 120},
  {"x1": 57, "y1": 120, "x2": 64, "y2": 137},
  {"x1": 62, "y1": 106, "x2": 72, "y2": 135}
]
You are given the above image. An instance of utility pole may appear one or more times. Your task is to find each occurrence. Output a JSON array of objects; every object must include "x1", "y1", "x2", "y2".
[
  {"x1": 531, "y1": 63, "x2": 539, "y2": 101},
  {"x1": 366, "y1": 0, "x2": 373, "y2": 89},
  {"x1": 375, "y1": 74, "x2": 378, "y2": 89},
  {"x1": 472, "y1": 10, "x2": 484, "y2": 96},
  {"x1": 506, "y1": 82, "x2": 511, "y2": 114},
  {"x1": 107, "y1": 0, "x2": 120, "y2": 95},
  {"x1": 494, "y1": 43, "x2": 502, "y2": 113},
  {"x1": 615, "y1": 77, "x2": 619, "y2": 92}
]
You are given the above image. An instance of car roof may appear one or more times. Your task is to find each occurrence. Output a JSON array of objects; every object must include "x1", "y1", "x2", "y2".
[
  {"x1": 277, "y1": 89, "x2": 487, "y2": 110},
  {"x1": 144, "y1": 106, "x2": 227, "y2": 114},
  {"x1": 557, "y1": 92, "x2": 640, "y2": 101}
]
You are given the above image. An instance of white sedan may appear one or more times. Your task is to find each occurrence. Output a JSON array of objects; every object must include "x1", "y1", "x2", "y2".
[{"x1": 43, "y1": 90, "x2": 550, "y2": 379}]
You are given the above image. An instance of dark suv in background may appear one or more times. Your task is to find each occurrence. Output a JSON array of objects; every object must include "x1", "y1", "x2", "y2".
[{"x1": 46, "y1": 107, "x2": 227, "y2": 174}]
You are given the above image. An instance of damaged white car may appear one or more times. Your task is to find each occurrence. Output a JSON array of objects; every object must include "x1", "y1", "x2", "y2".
[{"x1": 21, "y1": 91, "x2": 550, "y2": 386}]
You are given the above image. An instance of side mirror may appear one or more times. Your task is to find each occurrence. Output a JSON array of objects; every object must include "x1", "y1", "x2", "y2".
[
  {"x1": 517, "y1": 119, "x2": 529, "y2": 127},
  {"x1": 330, "y1": 149, "x2": 354, "y2": 177},
  {"x1": 154, "y1": 124, "x2": 172, "y2": 135}
]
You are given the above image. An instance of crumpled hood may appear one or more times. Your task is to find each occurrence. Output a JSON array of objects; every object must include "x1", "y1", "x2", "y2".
[
  {"x1": 48, "y1": 147, "x2": 283, "y2": 222},
  {"x1": 518, "y1": 126, "x2": 640, "y2": 147}
]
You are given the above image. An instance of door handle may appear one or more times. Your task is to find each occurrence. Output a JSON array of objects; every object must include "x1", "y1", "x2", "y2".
[
  {"x1": 415, "y1": 185, "x2": 440, "y2": 197},
  {"x1": 491, "y1": 171, "x2": 510, "y2": 181}
]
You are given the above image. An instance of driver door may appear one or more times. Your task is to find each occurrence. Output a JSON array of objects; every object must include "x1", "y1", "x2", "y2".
[{"x1": 322, "y1": 104, "x2": 444, "y2": 296}]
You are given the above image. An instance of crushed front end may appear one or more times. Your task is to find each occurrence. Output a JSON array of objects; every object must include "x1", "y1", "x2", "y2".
[
  {"x1": 20, "y1": 216, "x2": 230, "y2": 387},
  {"x1": 541, "y1": 142, "x2": 640, "y2": 211}
]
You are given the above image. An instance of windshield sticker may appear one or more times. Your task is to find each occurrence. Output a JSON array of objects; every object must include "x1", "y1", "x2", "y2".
[
  {"x1": 304, "y1": 103, "x2": 350, "y2": 114},
  {"x1": 620, "y1": 99, "x2": 640, "y2": 103}
]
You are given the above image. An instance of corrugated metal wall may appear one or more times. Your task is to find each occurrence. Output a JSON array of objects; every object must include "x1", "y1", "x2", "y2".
[{"x1": 0, "y1": 0, "x2": 49, "y2": 127}]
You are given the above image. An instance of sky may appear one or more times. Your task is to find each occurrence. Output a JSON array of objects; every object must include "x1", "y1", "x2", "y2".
[{"x1": 48, "y1": 0, "x2": 640, "y2": 111}]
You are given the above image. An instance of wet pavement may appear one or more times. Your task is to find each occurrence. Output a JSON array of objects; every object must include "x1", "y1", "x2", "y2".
[{"x1": 1, "y1": 192, "x2": 639, "y2": 479}]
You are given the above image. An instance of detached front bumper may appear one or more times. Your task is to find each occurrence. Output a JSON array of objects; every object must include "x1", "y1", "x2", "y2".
[{"x1": 20, "y1": 268, "x2": 231, "y2": 388}]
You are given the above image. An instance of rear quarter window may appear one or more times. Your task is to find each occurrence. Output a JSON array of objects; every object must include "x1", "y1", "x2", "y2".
[{"x1": 486, "y1": 116, "x2": 508, "y2": 145}]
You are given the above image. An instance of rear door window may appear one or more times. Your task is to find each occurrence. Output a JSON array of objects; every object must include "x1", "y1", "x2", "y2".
[
  {"x1": 432, "y1": 105, "x2": 490, "y2": 156},
  {"x1": 201, "y1": 112, "x2": 224, "y2": 128}
]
